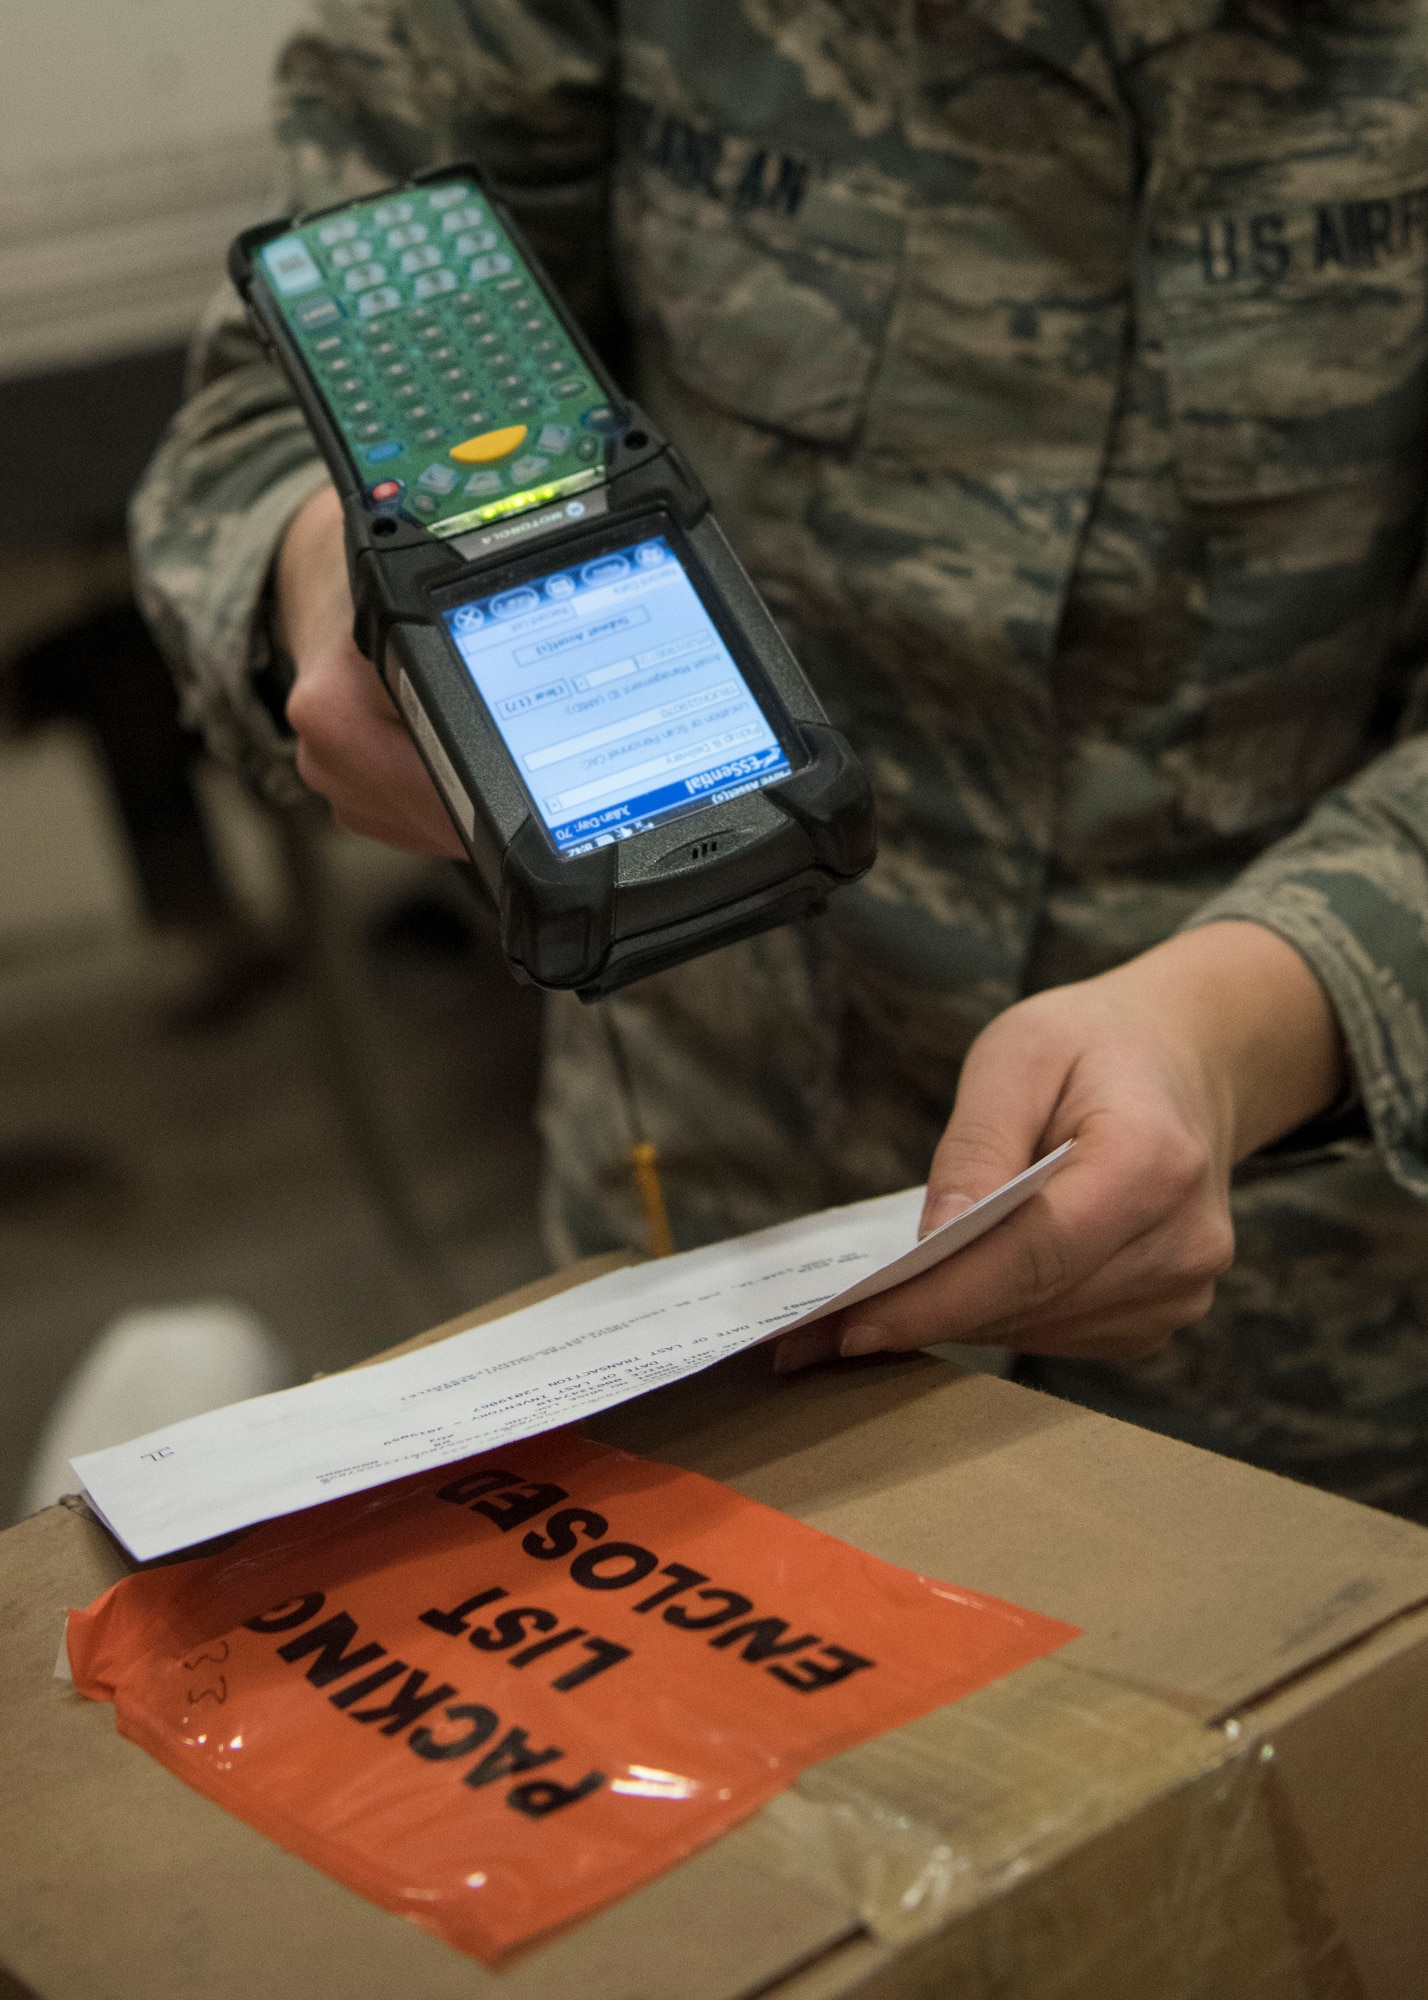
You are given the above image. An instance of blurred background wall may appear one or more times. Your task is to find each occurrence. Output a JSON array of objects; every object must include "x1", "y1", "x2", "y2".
[
  {"x1": 0, "y1": 0, "x2": 307, "y2": 935},
  {"x1": 0, "y1": 0, "x2": 306, "y2": 538},
  {"x1": 0, "y1": 1, "x2": 547, "y2": 1524}
]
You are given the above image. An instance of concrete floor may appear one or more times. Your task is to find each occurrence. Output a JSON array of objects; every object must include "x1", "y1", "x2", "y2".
[
  {"x1": 0, "y1": 785, "x2": 552, "y2": 1531},
  {"x1": 0, "y1": 533, "x2": 558, "y2": 1522}
]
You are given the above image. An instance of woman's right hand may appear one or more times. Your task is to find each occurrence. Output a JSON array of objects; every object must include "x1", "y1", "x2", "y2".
[{"x1": 275, "y1": 482, "x2": 465, "y2": 856}]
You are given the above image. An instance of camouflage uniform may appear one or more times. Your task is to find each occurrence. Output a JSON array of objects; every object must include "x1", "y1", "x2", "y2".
[{"x1": 132, "y1": 0, "x2": 1428, "y2": 1514}]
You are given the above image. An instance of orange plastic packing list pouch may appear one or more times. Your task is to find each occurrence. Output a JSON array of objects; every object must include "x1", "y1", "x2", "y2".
[{"x1": 68, "y1": 1431, "x2": 1079, "y2": 1965}]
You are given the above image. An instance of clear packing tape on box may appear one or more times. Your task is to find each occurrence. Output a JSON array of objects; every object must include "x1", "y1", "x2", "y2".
[{"x1": 65, "y1": 1431, "x2": 1079, "y2": 1966}]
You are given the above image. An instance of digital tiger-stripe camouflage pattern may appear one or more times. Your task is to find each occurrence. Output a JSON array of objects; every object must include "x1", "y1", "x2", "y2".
[{"x1": 131, "y1": 1, "x2": 1428, "y2": 1513}]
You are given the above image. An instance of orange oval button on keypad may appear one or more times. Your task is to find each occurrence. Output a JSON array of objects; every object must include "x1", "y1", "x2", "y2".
[{"x1": 450, "y1": 424, "x2": 528, "y2": 464}]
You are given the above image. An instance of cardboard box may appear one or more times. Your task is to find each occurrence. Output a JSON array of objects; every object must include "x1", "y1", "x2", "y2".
[{"x1": 3, "y1": 1261, "x2": 1427, "y2": 1999}]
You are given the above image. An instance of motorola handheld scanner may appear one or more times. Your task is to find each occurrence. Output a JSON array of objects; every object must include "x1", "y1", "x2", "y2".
[{"x1": 231, "y1": 165, "x2": 875, "y2": 999}]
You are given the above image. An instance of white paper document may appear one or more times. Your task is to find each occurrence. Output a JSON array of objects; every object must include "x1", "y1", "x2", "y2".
[{"x1": 76, "y1": 1143, "x2": 1072, "y2": 1561}]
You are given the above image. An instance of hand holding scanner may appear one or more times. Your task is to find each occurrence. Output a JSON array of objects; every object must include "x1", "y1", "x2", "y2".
[{"x1": 232, "y1": 166, "x2": 875, "y2": 999}]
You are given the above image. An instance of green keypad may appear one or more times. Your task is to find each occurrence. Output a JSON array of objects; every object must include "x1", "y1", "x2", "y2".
[{"x1": 258, "y1": 180, "x2": 615, "y2": 536}]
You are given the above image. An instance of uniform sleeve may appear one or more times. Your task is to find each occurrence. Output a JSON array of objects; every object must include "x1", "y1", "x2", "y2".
[
  {"x1": 1186, "y1": 624, "x2": 1428, "y2": 1198},
  {"x1": 129, "y1": 0, "x2": 618, "y2": 803}
]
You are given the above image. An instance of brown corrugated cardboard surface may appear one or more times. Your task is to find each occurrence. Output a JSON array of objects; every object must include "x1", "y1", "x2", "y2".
[
  {"x1": 1246, "y1": 1615, "x2": 1428, "y2": 2000},
  {"x1": 0, "y1": 1503, "x2": 859, "y2": 2000},
  {"x1": 3, "y1": 1262, "x2": 1427, "y2": 1999},
  {"x1": 588, "y1": 1347, "x2": 1428, "y2": 1714}
]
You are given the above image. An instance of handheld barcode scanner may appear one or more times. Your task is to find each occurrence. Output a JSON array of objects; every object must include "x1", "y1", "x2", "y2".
[{"x1": 231, "y1": 164, "x2": 875, "y2": 1001}]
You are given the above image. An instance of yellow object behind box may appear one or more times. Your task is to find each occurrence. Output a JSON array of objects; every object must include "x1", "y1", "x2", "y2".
[{"x1": 2, "y1": 1257, "x2": 1427, "y2": 1999}]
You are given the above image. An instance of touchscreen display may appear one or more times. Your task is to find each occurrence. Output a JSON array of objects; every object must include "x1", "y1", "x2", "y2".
[
  {"x1": 443, "y1": 535, "x2": 793, "y2": 855},
  {"x1": 256, "y1": 178, "x2": 614, "y2": 538}
]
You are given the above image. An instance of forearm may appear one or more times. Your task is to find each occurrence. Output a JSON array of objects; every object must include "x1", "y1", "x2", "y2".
[
  {"x1": 129, "y1": 325, "x2": 329, "y2": 804},
  {"x1": 1185, "y1": 733, "x2": 1428, "y2": 1196},
  {"x1": 1096, "y1": 921, "x2": 1346, "y2": 1165},
  {"x1": 133, "y1": 0, "x2": 620, "y2": 800}
]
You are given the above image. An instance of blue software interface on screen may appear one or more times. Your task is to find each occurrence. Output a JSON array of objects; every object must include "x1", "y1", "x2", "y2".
[{"x1": 443, "y1": 534, "x2": 792, "y2": 854}]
